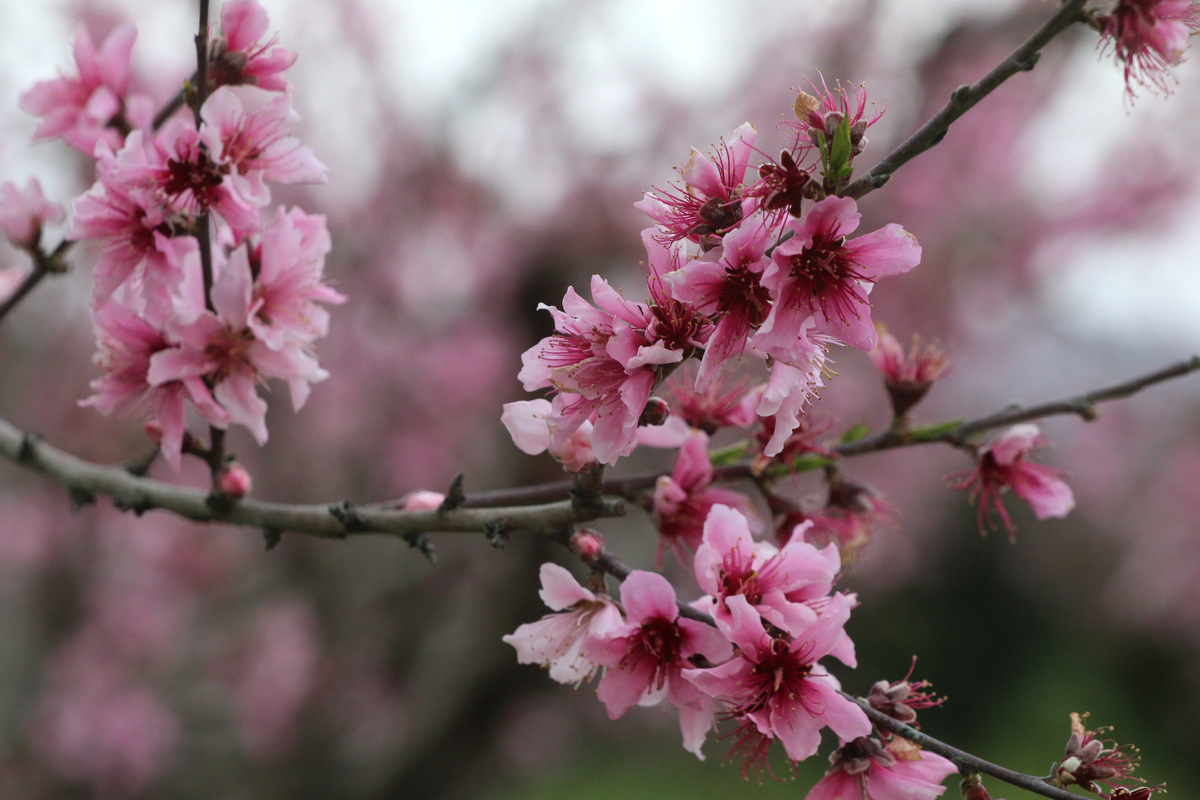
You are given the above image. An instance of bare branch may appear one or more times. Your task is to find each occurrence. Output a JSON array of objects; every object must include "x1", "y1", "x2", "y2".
[
  {"x1": 842, "y1": 0, "x2": 1089, "y2": 199},
  {"x1": 844, "y1": 692, "x2": 1082, "y2": 800},
  {"x1": 0, "y1": 418, "x2": 624, "y2": 539}
]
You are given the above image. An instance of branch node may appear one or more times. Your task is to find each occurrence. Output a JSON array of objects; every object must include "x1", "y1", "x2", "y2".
[
  {"x1": 1015, "y1": 52, "x2": 1041, "y2": 71},
  {"x1": 440, "y1": 474, "x2": 466, "y2": 511},
  {"x1": 18, "y1": 433, "x2": 39, "y2": 463},
  {"x1": 69, "y1": 487, "x2": 96, "y2": 511},
  {"x1": 263, "y1": 527, "x2": 282, "y2": 551},
  {"x1": 950, "y1": 84, "x2": 972, "y2": 103},
  {"x1": 485, "y1": 520, "x2": 509, "y2": 549},
  {"x1": 404, "y1": 532, "x2": 437, "y2": 563},
  {"x1": 328, "y1": 500, "x2": 364, "y2": 535},
  {"x1": 870, "y1": 172, "x2": 891, "y2": 189},
  {"x1": 1078, "y1": 403, "x2": 1099, "y2": 422}
]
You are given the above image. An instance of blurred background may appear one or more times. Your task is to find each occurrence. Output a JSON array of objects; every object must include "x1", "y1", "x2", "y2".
[{"x1": 0, "y1": 0, "x2": 1198, "y2": 797}]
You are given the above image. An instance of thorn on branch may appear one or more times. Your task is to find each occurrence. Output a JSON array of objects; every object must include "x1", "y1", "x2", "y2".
[
  {"x1": 439, "y1": 474, "x2": 466, "y2": 511},
  {"x1": 1078, "y1": 403, "x2": 1098, "y2": 421},
  {"x1": 870, "y1": 172, "x2": 890, "y2": 189},
  {"x1": 485, "y1": 520, "x2": 509, "y2": 549},
  {"x1": 327, "y1": 501, "x2": 362, "y2": 536},
  {"x1": 68, "y1": 487, "x2": 96, "y2": 511},
  {"x1": 263, "y1": 527, "x2": 282, "y2": 551},
  {"x1": 404, "y1": 532, "x2": 437, "y2": 563},
  {"x1": 113, "y1": 492, "x2": 153, "y2": 515},
  {"x1": 18, "y1": 433, "x2": 39, "y2": 463},
  {"x1": 951, "y1": 85, "x2": 972, "y2": 103}
]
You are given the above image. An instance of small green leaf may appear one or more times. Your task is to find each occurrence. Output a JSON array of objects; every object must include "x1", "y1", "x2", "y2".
[
  {"x1": 708, "y1": 441, "x2": 750, "y2": 466},
  {"x1": 909, "y1": 419, "x2": 965, "y2": 441},
  {"x1": 827, "y1": 115, "x2": 853, "y2": 181},
  {"x1": 839, "y1": 422, "x2": 870, "y2": 443}
]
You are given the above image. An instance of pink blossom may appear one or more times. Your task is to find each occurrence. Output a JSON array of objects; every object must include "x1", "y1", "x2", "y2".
[
  {"x1": 247, "y1": 207, "x2": 345, "y2": 349},
  {"x1": 519, "y1": 275, "x2": 685, "y2": 465},
  {"x1": 636, "y1": 122, "x2": 758, "y2": 242},
  {"x1": 787, "y1": 78, "x2": 885, "y2": 165},
  {"x1": 148, "y1": 242, "x2": 328, "y2": 444},
  {"x1": 759, "y1": 196, "x2": 921, "y2": 353},
  {"x1": 200, "y1": 86, "x2": 328, "y2": 208},
  {"x1": 869, "y1": 327, "x2": 952, "y2": 418},
  {"x1": 641, "y1": 229, "x2": 713, "y2": 358},
  {"x1": 683, "y1": 593, "x2": 870, "y2": 767},
  {"x1": 82, "y1": 293, "x2": 229, "y2": 469},
  {"x1": 0, "y1": 178, "x2": 64, "y2": 249},
  {"x1": 805, "y1": 737, "x2": 957, "y2": 800},
  {"x1": 501, "y1": 398, "x2": 597, "y2": 472},
  {"x1": 19, "y1": 24, "x2": 143, "y2": 155},
  {"x1": 661, "y1": 366, "x2": 758, "y2": 435},
  {"x1": 948, "y1": 423, "x2": 1075, "y2": 536},
  {"x1": 1099, "y1": 0, "x2": 1200, "y2": 100},
  {"x1": 693, "y1": 504, "x2": 840, "y2": 635},
  {"x1": 209, "y1": 0, "x2": 298, "y2": 92},
  {"x1": 756, "y1": 351, "x2": 832, "y2": 458},
  {"x1": 664, "y1": 215, "x2": 774, "y2": 389},
  {"x1": 503, "y1": 563, "x2": 623, "y2": 686},
  {"x1": 583, "y1": 570, "x2": 731, "y2": 720},
  {"x1": 652, "y1": 433, "x2": 756, "y2": 564}
]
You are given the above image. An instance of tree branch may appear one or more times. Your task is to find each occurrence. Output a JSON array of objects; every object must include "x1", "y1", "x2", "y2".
[
  {"x1": 844, "y1": 692, "x2": 1082, "y2": 800},
  {"x1": 0, "y1": 418, "x2": 624, "y2": 539},
  {"x1": 841, "y1": 0, "x2": 1088, "y2": 200}
]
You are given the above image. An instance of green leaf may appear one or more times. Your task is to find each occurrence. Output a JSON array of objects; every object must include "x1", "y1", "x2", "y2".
[
  {"x1": 839, "y1": 422, "x2": 870, "y2": 443},
  {"x1": 908, "y1": 419, "x2": 965, "y2": 441},
  {"x1": 827, "y1": 114, "x2": 853, "y2": 181},
  {"x1": 708, "y1": 441, "x2": 750, "y2": 466}
]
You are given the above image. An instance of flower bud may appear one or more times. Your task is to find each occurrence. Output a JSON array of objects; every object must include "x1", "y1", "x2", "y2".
[
  {"x1": 216, "y1": 463, "x2": 252, "y2": 499},
  {"x1": 400, "y1": 490, "x2": 446, "y2": 511},
  {"x1": 638, "y1": 396, "x2": 670, "y2": 427},
  {"x1": 569, "y1": 529, "x2": 606, "y2": 563}
]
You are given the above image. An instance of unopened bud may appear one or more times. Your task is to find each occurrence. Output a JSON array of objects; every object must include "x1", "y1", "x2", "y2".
[
  {"x1": 793, "y1": 91, "x2": 820, "y2": 124},
  {"x1": 960, "y1": 773, "x2": 993, "y2": 800},
  {"x1": 216, "y1": 463, "x2": 252, "y2": 499},
  {"x1": 400, "y1": 490, "x2": 446, "y2": 511},
  {"x1": 639, "y1": 397, "x2": 670, "y2": 427},
  {"x1": 569, "y1": 529, "x2": 606, "y2": 563}
]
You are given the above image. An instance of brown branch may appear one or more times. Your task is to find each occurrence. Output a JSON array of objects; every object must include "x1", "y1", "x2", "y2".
[
  {"x1": 844, "y1": 692, "x2": 1082, "y2": 800},
  {"x1": 841, "y1": 0, "x2": 1088, "y2": 200},
  {"x1": 0, "y1": 239, "x2": 71, "y2": 325},
  {"x1": 0, "y1": 418, "x2": 624, "y2": 539}
]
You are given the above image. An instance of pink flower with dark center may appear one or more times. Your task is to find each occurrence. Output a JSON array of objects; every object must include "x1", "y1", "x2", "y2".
[
  {"x1": 200, "y1": 86, "x2": 328, "y2": 208},
  {"x1": 209, "y1": 0, "x2": 297, "y2": 92},
  {"x1": 20, "y1": 24, "x2": 142, "y2": 155},
  {"x1": 148, "y1": 244, "x2": 328, "y2": 444},
  {"x1": 1099, "y1": 0, "x2": 1200, "y2": 100},
  {"x1": 503, "y1": 563, "x2": 623, "y2": 686},
  {"x1": 684, "y1": 592, "x2": 869, "y2": 769},
  {"x1": 653, "y1": 434, "x2": 756, "y2": 565},
  {"x1": 0, "y1": 178, "x2": 64, "y2": 249},
  {"x1": 665, "y1": 215, "x2": 773, "y2": 390},
  {"x1": 661, "y1": 366, "x2": 758, "y2": 435},
  {"x1": 693, "y1": 504, "x2": 839, "y2": 635},
  {"x1": 636, "y1": 122, "x2": 757, "y2": 243},
  {"x1": 805, "y1": 737, "x2": 957, "y2": 800},
  {"x1": 641, "y1": 229, "x2": 713, "y2": 357},
  {"x1": 866, "y1": 666, "x2": 945, "y2": 727},
  {"x1": 583, "y1": 570, "x2": 731, "y2": 722},
  {"x1": 519, "y1": 275, "x2": 685, "y2": 465},
  {"x1": 948, "y1": 423, "x2": 1075, "y2": 537},
  {"x1": 759, "y1": 196, "x2": 921, "y2": 353}
]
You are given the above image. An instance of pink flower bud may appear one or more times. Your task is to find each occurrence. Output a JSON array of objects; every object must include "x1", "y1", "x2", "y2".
[
  {"x1": 638, "y1": 396, "x2": 670, "y2": 427},
  {"x1": 0, "y1": 179, "x2": 63, "y2": 249},
  {"x1": 216, "y1": 463, "x2": 253, "y2": 499},
  {"x1": 569, "y1": 529, "x2": 606, "y2": 563},
  {"x1": 400, "y1": 490, "x2": 445, "y2": 511}
]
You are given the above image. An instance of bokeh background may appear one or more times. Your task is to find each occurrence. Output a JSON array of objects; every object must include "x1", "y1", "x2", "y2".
[{"x1": 1, "y1": 0, "x2": 1198, "y2": 798}]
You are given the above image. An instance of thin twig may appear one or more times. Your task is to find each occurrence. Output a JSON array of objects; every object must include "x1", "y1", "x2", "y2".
[
  {"x1": 0, "y1": 240, "x2": 71, "y2": 325},
  {"x1": 844, "y1": 693, "x2": 1081, "y2": 800},
  {"x1": 841, "y1": 0, "x2": 1088, "y2": 200}
]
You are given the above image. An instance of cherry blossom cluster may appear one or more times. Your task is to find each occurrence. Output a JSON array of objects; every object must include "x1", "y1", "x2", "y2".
[
  {"x1": 510, "y1": 81, "x2": 920, "y2": 469},
  {"x1": 12, "y1": 0, "x2": 341, "y2": 470},
  {"x1": 504, "y1": 503, "x2": 958, "y2": 795}
]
